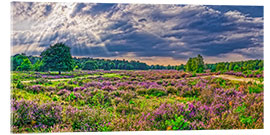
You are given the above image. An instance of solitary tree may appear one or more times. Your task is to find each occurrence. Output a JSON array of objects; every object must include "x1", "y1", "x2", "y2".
[{"x1": 40, "y1": 43, "x2": 73, "y2": 74}]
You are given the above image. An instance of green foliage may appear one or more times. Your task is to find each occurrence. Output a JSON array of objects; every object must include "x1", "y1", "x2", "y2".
[
  {"x1": 167, "y1": 86, "x2": 177, "y2": 94},
  {"x1": 16, "y1": 58, "x2": 33, "y2": 71},
  {"x1": 136, "y1": 88, "x2": 148, "y2": 95},
  {"x1": 16, "y1": 80, "x2": 24, "y2": 89},
  {"x1": 87, "y1": 90, "x2": 111, "y2": 107},
  {"x1": 52, "y1": 95, "x2": 59, "y2": 101},
  {"x1": 129, "y1": 100, "x2": 135, "y2": 105},
  {"x1": 146, "y1": 88, "x2": 167, "y2": 97},
  {"x1": 206, "y1": 59, "x2": 263, "y2": 72},
  {"x1": 40, "y1": 43, "x2": 74, "y2": 74},
  {"x1": 102, "y1": 73, "x2": 126, "y2": 78},
  {"x1": 66, "y1": 107, "x2": 112, "y2": 132},
  {"x1": 186, "y1": 54, "x2": 204, "y2": 73},
  {"x1": 240, "y1": 115, "x2": 256, "y2": 126},
  {"x1": 164, "y1": 115, "x2": 190, "y2": 130},
  {"x1": 11, "y1": 52, "x2": 263, "y2": 72},
  {"x1": 11, "y1": 54, "x2": 27, "y2": 71},
  {"x1": 11, "y1": 70, "x2": 264, "y2": 132},
  {"x1": 214, "y1": 78, "x2": 226, "y2": 87},
  {"x1": 234, "y1": 104, "x2": 256, "y2": 126},
  {"x1": 182, "y1": 89, "x2": 199, "y2": 98},
  {"x1": 234, "y1": 65, "x2": 240, "y2": 72},
  {"x1": 66, "y1": 92, "x2": 77, "y2": 101},
  {"x1": 32, "y1": 60, "x2": 44, "y2": 71},
  {"x1": 82, "y1": 61, "x2": 98, "y2": 70},
  {"x1": 115, "y1": 102, "x2": 139, "y2": 115},
  {"x1": 248, "y1": 84, "x2": 263, "y2": 93},
  {"x1": 235, "y1": 104, "x2": 246, "y2": 113},
  {"x1": 216, "y1": 63, "x2": 226, "y2": 71}
]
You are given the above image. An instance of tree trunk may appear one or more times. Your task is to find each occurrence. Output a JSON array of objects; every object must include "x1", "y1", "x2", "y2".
[{"x1": 59, "y1": 71, "x2": 61, "y2": 75}]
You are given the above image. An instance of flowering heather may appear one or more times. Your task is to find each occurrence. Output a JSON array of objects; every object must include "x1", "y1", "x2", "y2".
[
  {"x1": 12, "y1": 99, "x2": 63, "y2": 132},
  {"x1": 11, "y1": 70, "x2": 264, "y2": 133}
]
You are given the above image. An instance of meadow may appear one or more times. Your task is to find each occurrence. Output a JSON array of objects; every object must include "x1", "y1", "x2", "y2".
[{"x1": 11, "y1": 70, "x2": 263, "y2": 133}]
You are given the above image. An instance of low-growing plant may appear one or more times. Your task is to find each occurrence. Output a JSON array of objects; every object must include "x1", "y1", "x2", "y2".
[
  {"x1": 12, "y1": 100, "x2": 62, "y2": 132},
  {"x1": 167, "y1": 86, "x2": 177, "y2": 94},
  {"x1": 16, "y1": 80, "x2": 24, "y2": 89},
  {"x1": 146, "y1": 88, "x2": 167, "y2": 97},
  {"x1": 248, "y1": 84, "x2": 263, "y2": 93},
  {"x1": 164, "y1": 114, "x2": 191, "y2": 130}
]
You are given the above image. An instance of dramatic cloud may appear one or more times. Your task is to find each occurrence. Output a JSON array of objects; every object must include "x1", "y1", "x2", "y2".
[{"x1": 11, "y1": 2, "x2": 263, "y2": 65}]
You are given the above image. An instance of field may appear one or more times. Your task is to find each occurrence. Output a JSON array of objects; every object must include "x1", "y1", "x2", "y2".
[{"x1": 11, "y1": 70, "x2": 263, "y2": 133}]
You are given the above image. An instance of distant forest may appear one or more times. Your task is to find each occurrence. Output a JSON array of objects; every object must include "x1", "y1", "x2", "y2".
[
  {"x1": 11, "y1": 43, "x2": 263, "y2": 73},
  {"x1": 11, "y1": 53, "x2": 263, "y2": 73}
]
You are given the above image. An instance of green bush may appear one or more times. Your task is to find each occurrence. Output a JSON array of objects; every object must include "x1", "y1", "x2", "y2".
[
  {"x1": 248, "y1": 84, "x2": 263, "y2": 93},
  {"x1": 240, "y1": 115, "x2": 256, "y2": 126},
  {"x1": 167, "y1": 86, "x2": 177, "y2": 94},
  {"x1": 163, "y1": 115, "x2": 190, "y2": 130},
  {"x1": 116, "y1": 102, "x2": 139, "y2": 115},
  {"x1": 66, "y1": 92, "x2": 77, "y2": 101},
  {"x1": 136, "y1": 88, "x2": 147, "y2": 95},
  {"x1": 146, "y1": 88, "x2": 167, "y2": 97},
  {"x1": 16, "y1": 80, "x2": 24, "y2": 89},
  {"x1": 87, "y1": 90, "x2": 111, "y2": 106}
]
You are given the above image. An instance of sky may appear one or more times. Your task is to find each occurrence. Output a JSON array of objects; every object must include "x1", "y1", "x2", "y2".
[{"x1": 11, "y1": 2, "x2": 263, "y2": 65}]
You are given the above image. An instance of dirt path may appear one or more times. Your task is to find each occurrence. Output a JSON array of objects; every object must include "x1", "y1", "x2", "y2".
[
  {"x1": 200, "y1": 74, "x2": 263, "y2": 84},
  {"x1": 21, "y1": 75, "x2": 99, "y2": 83},
  {"x1": 21, "y1": 74, "x2": 263, "y2": 84}
]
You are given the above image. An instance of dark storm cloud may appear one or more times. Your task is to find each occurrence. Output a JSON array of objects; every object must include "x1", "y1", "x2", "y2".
[{"x1": 11, "y1": 2, "x2": 263, "y2": 62}]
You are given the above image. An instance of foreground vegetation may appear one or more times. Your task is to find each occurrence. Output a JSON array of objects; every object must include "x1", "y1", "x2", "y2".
[{"x1": 11, "y1": 70, "x2": 263, "y2": 133}]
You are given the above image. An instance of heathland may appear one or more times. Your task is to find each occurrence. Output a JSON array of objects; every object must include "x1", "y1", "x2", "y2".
[{"x1": 11, "y1": 43, "x2": 263, "y2": 133}]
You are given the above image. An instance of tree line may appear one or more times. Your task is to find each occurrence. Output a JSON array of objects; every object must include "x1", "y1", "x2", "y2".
[{"x1": 11, "y1": 43, "x2": 263, "y2": 74}]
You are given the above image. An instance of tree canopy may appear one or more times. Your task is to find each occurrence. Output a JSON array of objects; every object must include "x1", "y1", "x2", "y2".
[
  {"x1": 186, "y1": 54, "x2": 205, "y2": 73},
  {"x1": 40, "y1": 43, "x2": 73, "y2": 74},
  {"x1": 82, "y1": 61, "x2": 98, "y2": 70},
  {"x1": 11, "y1": 48, "x2": 263, "y2": 73}
]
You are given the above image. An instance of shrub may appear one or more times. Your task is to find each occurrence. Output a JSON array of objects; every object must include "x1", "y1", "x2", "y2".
[
  {"x1": 119, "y1": 91, "x2": 136, "y2": 102},
  {"x1": 66, "y1": 92, "x2": 77, "y2": 101},
  {"x1": 16, "y1": 80, "x2": 24, "y2": 89},
  {"x1": 12, "y1": 100, "x2": 62, "y2": 132},
  {"x1": 65, "y1": 106, "x2": 111, "y2": 132},
  {"x1": 116, "y1": 102, "x2": 139, "y2": 115},
  {"x1": 87, "y1": 90, "x2": 111, "y2": 106},
  {"x1": 164, "y1": 115, "x2": 191, "y2": 130},
  {"x1": 136, "y1": 88, "x2": 148, "y2": 95},
  {"x1": 248, "y1": 84, "x2": 263, "y2": 93},
  {"x1": 181, "y1": 88, "x2": 199, "y2": 98},
  {"x1": 146, "y1": 88, "x2": 167, "y2": 97},
  {"x1": 167, "y1": 86, "x2": 177, "y2": 94}
]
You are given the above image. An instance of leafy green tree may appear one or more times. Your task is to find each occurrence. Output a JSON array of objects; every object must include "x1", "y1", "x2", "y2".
[
  {"x1": 197, "y1": 54, "x2": 204, "y2": 71},
  {"x1": 233, "y1": 65, "x2": 240, "y2": 72},
  {"x1": 82, "y1": 61, "x2": 98, "y2": 70},
  {"x1": 16, "y1": 58, "x2": 32, "y2": 71},
  {"x1": 216, "y1": 63, "x2": 226, "y2": 71},
  {"x1": 40, "y1": 43, "x2": 73, "y2": 74},
  {"x1": 32, "y1": 60, "x2": 44, "y2": 71},
  {"x1": 229, "y1": 63, "x2": 234, "y2": 71},
  {"x1": 185, "y1": 54, "x2": 205, "y2": 73},
  {"x1": 11, "y1": 54, "x2": 28, "y2": 71}
]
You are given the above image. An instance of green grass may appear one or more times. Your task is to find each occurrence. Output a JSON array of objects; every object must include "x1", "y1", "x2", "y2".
[{"x1": 102, "y1": 73, "x2": 129, "y2": 78}]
